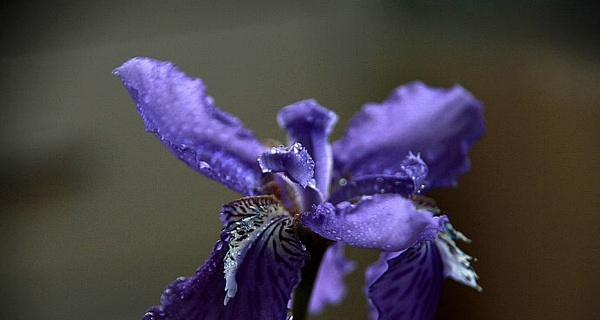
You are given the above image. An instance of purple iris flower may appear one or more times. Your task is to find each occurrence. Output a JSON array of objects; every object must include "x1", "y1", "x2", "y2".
[{"x1": 114, "y1": 57, "x2": 485, "y2": 320}]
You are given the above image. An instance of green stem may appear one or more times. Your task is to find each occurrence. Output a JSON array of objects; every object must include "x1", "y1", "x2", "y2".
[
  {"x1": 292, "y1": 230, "x2": 330, "y2": 320},
  {"x1": 292, "y1": 246, "x2": 326, "y2": 320}
]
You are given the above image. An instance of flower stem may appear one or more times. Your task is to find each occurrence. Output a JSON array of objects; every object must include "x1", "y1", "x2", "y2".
[{"x1": 292, "y1": 230, "x2": 330, "y2": 320}]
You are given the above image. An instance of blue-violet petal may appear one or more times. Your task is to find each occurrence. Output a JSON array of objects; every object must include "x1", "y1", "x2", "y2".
[
  {"x1": 333, "y1": 81, "x2": 485, "y2": 188},
  {"x1": 277, "y1": 100, "x2": 338, "y2": 194},
  {"x1": 329, "y1": 174, "x2": 414, "y2": 204},
  {"x1": 258, "y1": 143, "x2": 315, "y2": 188},
  {"x1": 114, "y1": 57, "x2": 265, "y2": 195},
  {"x1": 144, "y1": 196, "x2": 307, "y2": 320},
  {"x1": 308, "y1": 243, "x2": 356, "y2": 315},
  {"x1": 302, "y1": 194, "x2": 445, "y2": 251},
  {"x1": 367, "y1": 241, "x2": 444, "y2": 320}
]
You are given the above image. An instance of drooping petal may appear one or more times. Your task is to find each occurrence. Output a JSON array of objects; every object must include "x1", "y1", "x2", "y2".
[
  {"x1": 364, "y1": 251, "x2": 403, "y2": 320},
  {"x1": 302, "y1": 194, "x2": 446, "y2": 251},
  {"x1": 114, "y1": 57, "x2": 265, "y2": 195},
  {"x1": 278, "y1": 100, "x2": 338, "y2": 195},
  {"x1": 436, "y1": 224, "x2": 481, "y2": 291},
  {"x1": 308, "y1": 243, "x2": 356, "y2": 315},
  {"x1": 333, "y1": 81, "x2": 485, "y2": 188},
  {"x1": 258, "y1": 143, "x2": 315, "y2": 188},
  {"x1": 143, "y1": 236, "x2": 227, "y2": 320},
  {"x1": 219, "y1": 195, "x2": 287, "y2": 226},
  {"x1": 367, "y1": 241, "x2": 444, "y2": 320},
  {"x1": 222, "y1": 214, "x2": 305, "y2": 307},
  {"x1": 145, "y1": 197, "x2": 307, "y2": 320}
]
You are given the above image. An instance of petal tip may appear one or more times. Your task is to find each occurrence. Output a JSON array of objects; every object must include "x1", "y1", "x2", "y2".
[
  {"x1": 258, "y1": 143, "x2": 316, "y2": 187},
  {"x1": 277, "y1": 99, "x2": 338, "y2": 134},
  {"x1": 113, "y1": 57, "x2": 158, "y2": 77}
]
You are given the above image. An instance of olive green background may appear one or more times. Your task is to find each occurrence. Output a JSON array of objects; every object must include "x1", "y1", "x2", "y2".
[{"x1": 1, "y1": 1, "x2": 598, "y2": 319}]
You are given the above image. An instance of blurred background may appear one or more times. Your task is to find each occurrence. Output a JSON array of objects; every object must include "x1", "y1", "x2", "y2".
[{"x1": 1, "y1": 1, "x2": 599, "y2": 319}]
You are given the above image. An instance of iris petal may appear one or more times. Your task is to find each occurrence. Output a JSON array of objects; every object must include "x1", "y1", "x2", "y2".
[
  {"x1": 329, "y1": 175, "x2": 414, "y2": 204},
  {"x1": 144, "y1": 196, "x2": 307, "y2": 320},
  {"x1": 114, "y1": 57, "x2": 265, "y2": 195},
  {"x1": 277, "y1": 100, "x2": 338, "y2": 194},
  {"x1": 367, "y1": 241, "x2": 444, "y2": 320},
  {"x1": 143, "y1": 234, "x2": 229, "y2": 320},
  {"x1": 308, "y1": 243, "x2": 356, "y2": 315},
  {"x1": 302, "y1": 194, "x2": 445, "y2": 251},
  {"x1": 333, "y1": 81, "x2": 485, "y2": 188},
  {"x1": 258, "y1": 143, "x2": 315, "y2": 188},
  {"x1": 436, "y1": 224, "x2": 481, "y2": 291}
]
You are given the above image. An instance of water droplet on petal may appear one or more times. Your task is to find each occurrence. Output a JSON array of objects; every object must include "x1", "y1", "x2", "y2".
[{"x1": 198, "y1": 161, "x2": 210, "y2": 169}]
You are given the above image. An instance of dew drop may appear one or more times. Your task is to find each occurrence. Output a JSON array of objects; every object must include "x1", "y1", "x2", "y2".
[{"x1": 198, "y1": 161, "x2": 210, "y2": 169}]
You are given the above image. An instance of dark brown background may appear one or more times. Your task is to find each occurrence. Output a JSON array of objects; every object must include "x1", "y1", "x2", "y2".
[{"x1": 1, "y1": 1, "x2": 598, "y2": 319}]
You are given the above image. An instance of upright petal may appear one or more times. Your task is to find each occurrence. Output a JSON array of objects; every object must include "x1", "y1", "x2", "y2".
[
  {"x1": 367, "y1": 241, "x2": 444, "y2": 320},
  {"x1": 144, "y1": 197, "x2": 308, "y2": 320},
  {"x1": 258, "y1": 143, "x2": 315, "y2": 188},
  {"x1": 278, "y1": 100, "x2": 338, "y2": 195},
  {"x1": 333, "y1": 81, "x2": 485, "y2": 188},
  {"x1": 308, "y1": 243, "x2": 356, "y2": 315},
  {"x1": 302, "y1": 194, "x2": 446, "y2": 251},
  {"x1": 114, "y1": 57, "x2": 265, "y2": 195}
]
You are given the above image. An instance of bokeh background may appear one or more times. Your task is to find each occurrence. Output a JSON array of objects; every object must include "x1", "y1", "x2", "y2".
[{"x1": 1, "y1": 1, "x2": 599, "y2": 319}]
